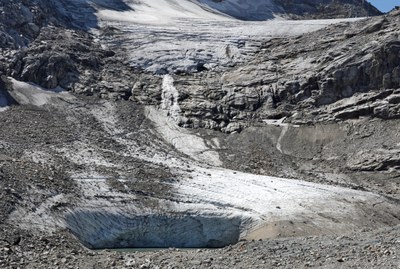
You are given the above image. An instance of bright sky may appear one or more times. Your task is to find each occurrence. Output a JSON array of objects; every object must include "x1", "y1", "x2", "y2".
[{"x1": 368, "y1": 0, "x2": 399, "y2": 12}]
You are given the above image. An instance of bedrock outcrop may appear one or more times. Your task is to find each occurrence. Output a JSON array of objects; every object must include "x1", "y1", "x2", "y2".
[
  {"x1": 197, "y1": 0, "x2": 381, "y2": 20},
  {"x1": 126, "y1": 10, "x2": 399, "y2": 133}
]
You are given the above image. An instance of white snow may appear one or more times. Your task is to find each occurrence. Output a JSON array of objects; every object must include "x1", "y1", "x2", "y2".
[
  {"x1": 94, "y1": 0, "x2": 362, "y2": 73},
  {"x1": 8, "y1": 78, "x2": 75, "y2": 106},
  {"x1": 97, "y1": 0, "x2": 230, "y2": 25},
  {"x1": 146, "y1": 106, "x2": 223, "y2": 166},
  {"x1": 0, "y1": 78, "x2": 76, "y2": 112}
]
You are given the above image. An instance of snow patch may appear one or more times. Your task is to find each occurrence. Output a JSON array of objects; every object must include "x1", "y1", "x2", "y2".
[
  {"x1": 97, "y1": 0, "x2": 231, "y2": 25},
  {"x1": 146, "y1": 106, "x2": 222, "y2": 166},
  {"x1": 8, "y1": 78, "x2": 75, "y2": 107}
]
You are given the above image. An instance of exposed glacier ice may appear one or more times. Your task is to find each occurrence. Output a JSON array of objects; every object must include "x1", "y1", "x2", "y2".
[{"x1": 95, "y1": 0, "x2": 361, "y2": 73}]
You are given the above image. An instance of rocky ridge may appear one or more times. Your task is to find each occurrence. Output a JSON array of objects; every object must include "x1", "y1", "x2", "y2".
[
  {"x1": 198, "y1": 0, "x2": 381, "y2": 20},
  {"x1": 278, "y1": 0, "x2": 382, "y2": 19},
  {"x1": 198, "y1": 0, "x2": 381, "y2": 21}
]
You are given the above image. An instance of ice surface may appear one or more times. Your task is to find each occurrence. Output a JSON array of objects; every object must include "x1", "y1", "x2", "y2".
[
  {"x1": 95, "y1": 0, "x2": 361, "y2": 73},
  {"x1": 97, "y1": 0, "x2": 229, "y2": 24}
]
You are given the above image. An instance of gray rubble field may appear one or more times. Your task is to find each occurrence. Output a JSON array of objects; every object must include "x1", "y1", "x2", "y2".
[{"x1": 0, "y1": 0, "x2": 399, "y2": 268}]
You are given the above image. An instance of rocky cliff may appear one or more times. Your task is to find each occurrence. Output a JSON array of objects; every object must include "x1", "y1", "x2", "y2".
[
  {"x1": 278, "y1": 0, "x2": 382, "y2": 19},
  {"x1": 197, "y1": 0, "x2": 381, "y2": 20}
]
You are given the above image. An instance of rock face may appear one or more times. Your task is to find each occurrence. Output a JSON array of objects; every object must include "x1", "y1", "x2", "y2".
[
  {"x1": 0, "y1": 0, "x2": 130, "y2": 50},
  {"x1": 278, "y1": 0, "x2": 382, "y2": 19},
  {"x1": 0, "y1": 0, "x2": 48, "y2": 49},
  {"x1": 197, "y1": 0, "x2": 381, "y2": 20},
  {"x1": 0, "y1": 1, "x2": 136, "y2": 98},
  {"x1": 151, "y1": 12, "x2": 400, "y2": 132},
  {"x1": 8, "y1": 27, "x2": 120, "y2": 93}
]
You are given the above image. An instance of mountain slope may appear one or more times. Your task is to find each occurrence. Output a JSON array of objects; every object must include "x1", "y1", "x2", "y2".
[
  {"x1": 0, "y1": 0, "x2": 382, "y2": 51},
  {"x1": 278, "y1": 0, "x2": 382, "y2": 19},
  {"x1": 196, "y1": 0, "x2": 382, "y2": 20},
  {"x1": 1, "y1": 1, "x2": 400, "y2": 268}
]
